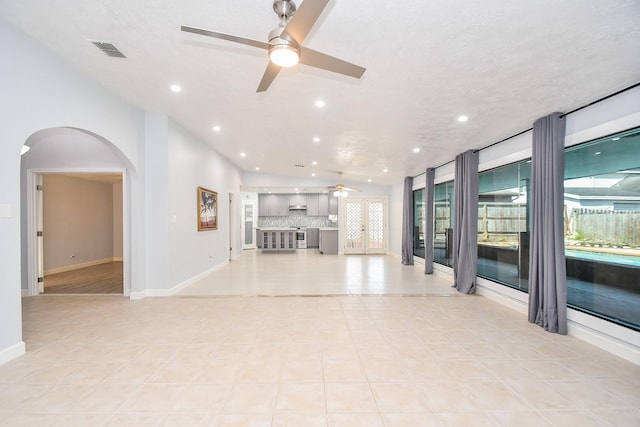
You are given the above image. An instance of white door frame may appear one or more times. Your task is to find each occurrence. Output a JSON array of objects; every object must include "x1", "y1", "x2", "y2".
[
  {"x1": 342, "y1": 196, "x2": 388, "y2": 254},
  {"x1": 26, "y1": 168, "x2": 129, "y2": 296}
]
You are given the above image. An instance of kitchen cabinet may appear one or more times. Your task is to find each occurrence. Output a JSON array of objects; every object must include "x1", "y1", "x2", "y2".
[
  {"x1": 319, "y1": 228, "x2": 338, "y2": 254},
  {"x1": 306, "y1": 195, "x2": 319, "y2": 216},
  {"x1": 306, "y1": 227, "x2": 319, "y2": 248},
  {"x1": 329, "y1": 195, "x2": 338, "y2": 215},
  {"x1": 261, "y1": 229, "x2": 296, "y2": 252},
  {"x1": 259, "y1": 194, "x2": 289, "y2": 216},
  {"x1": 318, "y1": 194, "x2": 329, "y2": 216},
  {"x1": 289, "y1": 194, "x2": 306, "y2": 207}
]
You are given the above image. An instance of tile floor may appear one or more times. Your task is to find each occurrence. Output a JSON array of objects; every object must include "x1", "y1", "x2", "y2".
[{"x1": 2, "y1": 251, "x2": 639, "y2": 426}]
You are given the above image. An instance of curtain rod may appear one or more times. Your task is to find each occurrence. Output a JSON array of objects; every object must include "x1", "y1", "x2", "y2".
[{"x1": 430, "y1": 81, "x2": 640, "y2": 171}]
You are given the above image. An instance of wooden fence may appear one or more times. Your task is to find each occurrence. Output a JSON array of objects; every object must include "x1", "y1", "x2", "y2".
[{"x1": 569, "y1": 208, "x2": 640, "y2": 246}]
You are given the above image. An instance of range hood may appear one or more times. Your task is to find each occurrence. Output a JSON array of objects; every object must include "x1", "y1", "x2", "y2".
[{"x1": 289, "y1": 205, "x2": 307, "y2": 210}]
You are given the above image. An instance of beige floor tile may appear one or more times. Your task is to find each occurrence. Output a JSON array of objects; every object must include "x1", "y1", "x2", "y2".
[
  {"x1": 466, "y1": 381, "x2": 530, "y2": 411},
  {"x1": 122, "y1": 384, "x2": 187, "y2": 412},
  {"x1": 323, "y1": 360, "x2": 367, "y2": 383},
  {"x1": 272, "y1": 413, "x2": 327, "y2": 427},
  {"x1": 541, "y1": 410, "x2": 610, "y2": 427},
  {"x1": 281, "y1": 360, "x2": 323, "y2": 382},
  {"x1": 381, "y1": 412, "x2": 442, "y2": 427},
  {"x1": 436, "y1": 411, "x2": 498, "y2": 427},
  {"x1": 157, "y1": 413, "x2": 215, "y2": 427},
  {"x1": 223, "y1": 383, "x2": 278, "y2": 413},
  {"x1": 4, "y1": 252, "x2": 637, "y2": 425},
  {"x1": 275, "y1": 382, "x2": 325, "y2": 413},
  {"x1": 214, "y1": 413, "x2": 271, "y2": 427},
  {"x1": 324, "y1": 383, "x2": 378, "y2": 412},
  {"x1": 173, "y1": 383, "x2": 232, "y2": 412},
  {"x1": 237, "y1": 360, "x2": 282, "y2": 383},
  {"x1": 326, "y1": 413, "x2": 384, "y2": 427},
  {"x1": 370, "y1": 382, "x2": 430, "y2": 412},
  {"x1": 489, "y1": 410, "x2": 553, "y2": 426}
]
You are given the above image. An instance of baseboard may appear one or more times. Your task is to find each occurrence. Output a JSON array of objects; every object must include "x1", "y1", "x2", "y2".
[
  {"x1": 21, "y1": 288, "x2": 29, "y2": 297},
  {"x1": 0, "y1": 341, "x2": 26, "y2": 366},
  {"x1": 129, "y1": 260, "x2": 230, "y2": 300},
  {"x1": 44, "y1": 257, "x2": 121, "y2": 275},
  {"x1": 476, "y1": 278, "x2": 640, "y2": 365}
]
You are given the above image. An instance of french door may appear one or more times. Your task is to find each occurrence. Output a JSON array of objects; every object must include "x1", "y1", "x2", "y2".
[
  {"x1": 241, "y1": 202, "x2": 256, "y2": 249},
  {"x1": 343, "y1": 198, "x2": 387, "y2": 254}
]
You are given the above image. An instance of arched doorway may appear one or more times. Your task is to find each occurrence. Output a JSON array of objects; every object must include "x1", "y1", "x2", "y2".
[{"x1": 21, "y1": 127, "x2": 135, "y2": 296}]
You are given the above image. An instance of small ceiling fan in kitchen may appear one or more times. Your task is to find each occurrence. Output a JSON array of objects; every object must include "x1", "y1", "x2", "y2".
[
  {"x1": 329, "y1": 171, "x2": 361, "y2": 197},
  {"x1": 181, "y1": 0, "x2": 366, "y2": 92}
]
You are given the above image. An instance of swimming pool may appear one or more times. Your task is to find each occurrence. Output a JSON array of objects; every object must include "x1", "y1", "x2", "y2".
[{"x1": 565, "y1": 249, "x2": 640, "y2": 267}]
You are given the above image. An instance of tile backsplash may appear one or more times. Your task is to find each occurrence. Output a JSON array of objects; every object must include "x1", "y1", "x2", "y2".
[{"x1": 258, "y1": 210, "x2": 332, "y2": 228}]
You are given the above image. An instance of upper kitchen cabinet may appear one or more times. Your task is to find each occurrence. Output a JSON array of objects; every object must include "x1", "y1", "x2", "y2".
[
  {"x1": 259, "y1": 194, "x2": 289, "y2": 216},
  {"x1": 318, "y1": 194, "x2": 329, "y2": 216},
  {"x1": 329, "y1": 195, "x2": 338, "y2": 215},
  {"x1": 306, "y1": 194, "x2": 319, "y2": 216},
  {"x1": 289, "y1": 194, "x2": 306, "y2": 207}
]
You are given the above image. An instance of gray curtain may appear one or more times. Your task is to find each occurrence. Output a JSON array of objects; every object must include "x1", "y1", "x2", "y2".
[
  {"x1": 401, "y1": 176, "x2": 414, "y2": 265},
  {"x1": 424, "y1": 168, "x2": 435, "y2": 274},
  {"x1": 528, "y1": 112, "x2": 568, "y2": 334},
  {"x1": 453, "y1": 150, "x2": 479, "y2": 294}
]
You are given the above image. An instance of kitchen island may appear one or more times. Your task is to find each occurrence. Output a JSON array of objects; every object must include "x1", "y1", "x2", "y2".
[
  {"x1": 258, "y1": 228, "x2": 296, "y2": 252},
  {"x1": 319, "y1": 228, "x2": 338, "y2": 254}
]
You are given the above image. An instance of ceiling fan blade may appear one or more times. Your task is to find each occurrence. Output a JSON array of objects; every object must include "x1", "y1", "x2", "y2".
[
  {"x1": 299, "y1": 47, "x2": 366, "y2": 79},
  {"x1": 281, "y1": 0, "x2": 329, "y2": 45},
  {"x1": 257, "y1": 61, "x2": 282, "y2": 92},
  {"x1": 181, "y1": 25, "x2": 270, "y2": 50}
]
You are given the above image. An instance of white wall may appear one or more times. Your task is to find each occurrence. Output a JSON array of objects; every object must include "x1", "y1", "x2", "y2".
[
  {"x1": 168, "y1": 120, "x2": 243, "y2": 288},
  {"x1": 113, "y1": 183, "x2": 123, "y2": 259},
  {"x1": 42, "y1": 175, "x2": 116, "y2": 272}
]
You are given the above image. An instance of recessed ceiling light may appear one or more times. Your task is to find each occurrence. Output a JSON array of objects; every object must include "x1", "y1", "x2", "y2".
[
  {"x1": 412, "y1": 148, "x2": 420, "y2": 153},
  {"x1": 313, "y1": 137, "x2": 320, "y2": 143},
  {"x1": 383, "y1": 169, "x2": 388, "y2": 173},
  {"x1": 240, "y1": 152, "x2": 246, "y2": 157},
  {"x1": 367, "y1": 178, "x2": 372, "y2": 182},
  {"x1": 312, "y1": 173, "x2": 316, "y2": 177},
  {"x1": 312, "y1": 161, "x2": 317, "y2": 165},
  {"x1": 170, "y1": 84, "x2": 181, "y2": 93},
  {"x1": 212, "y1": 125, "x2": 221, "y2": 132},
  {"x1": 595, "y1": 151, "x2": 602, "y2": 155},
  {"x1": 315, "y1": 100, "x2": 325, "y2": 108},
  {"x1": 457, "y1": 115, "x2": 468, "y2": 122},
  {"x1": 255, "y1": 167, "x2": 260, "y2": 170},
  {"x1": 612, "y1": 137, "x2": 620, "y2": 141}
]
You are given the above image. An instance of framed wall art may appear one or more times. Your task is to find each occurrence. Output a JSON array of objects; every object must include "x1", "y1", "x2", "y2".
[{"x1": 197, "y1": 186, "x2": 218, "y2": 231}]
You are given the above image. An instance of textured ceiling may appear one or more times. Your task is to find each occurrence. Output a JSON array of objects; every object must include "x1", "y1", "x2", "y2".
[{"x1": 2, "y1": 0, "x2": 640, "y2": 186}]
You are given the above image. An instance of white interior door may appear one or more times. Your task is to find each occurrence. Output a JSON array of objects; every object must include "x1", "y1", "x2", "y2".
[
  {"x1": 36, "y1": 174, "x2": 44, "y2": 293},
  {"x1": 344, "y1": 197, "x2": 387, "y2": 254},
  {"x1": 241, "y1": 202, "x2": 256, "y2": 249}
]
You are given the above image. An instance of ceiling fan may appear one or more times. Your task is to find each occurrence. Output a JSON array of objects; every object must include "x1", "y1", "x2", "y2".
[
  {"x1": 181, "y1": 0, "x2": 366, "y2": 92},
  {"x1": 329, "y1": 171, "x2": 361, "y2": 197}
]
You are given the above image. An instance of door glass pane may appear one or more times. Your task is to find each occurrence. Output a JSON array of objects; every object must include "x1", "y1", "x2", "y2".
[
  {"x1": 244, "y1": 204, "x2": 254, "y2": 245},
  {"x1": 346, "y1": 201, "x2": 363, "y2": 249},
  {"x1": 368, "y1": 201, "x2": 384, "y2": 249}
]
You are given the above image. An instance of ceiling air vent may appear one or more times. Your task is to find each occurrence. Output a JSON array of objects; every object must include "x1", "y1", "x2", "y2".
[
  {"x1": 294, "y1": 164, "x2": 305, "y2": 168},
  {"x1": 91, "y1": 41, "x2": 126, "y2": 58}
]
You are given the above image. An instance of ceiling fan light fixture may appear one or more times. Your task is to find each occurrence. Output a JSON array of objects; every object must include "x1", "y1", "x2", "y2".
[{"x1": 269, "y1": 44, "x2": 299, "y2": 67}]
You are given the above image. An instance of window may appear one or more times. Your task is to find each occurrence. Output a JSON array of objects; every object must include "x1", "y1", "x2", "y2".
[
  {"x1": 477, "y1": 160, "x2": 531, "y2": 291},
  {"x1": 413, "y1": 188, "x2": 425, "y2": 258},
  {"x1": 434, "y1": 180, "x2": 454, "y2": 266},
  {"x1": 564, "y1": 127, "x2": 640, "y2": 330}
]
